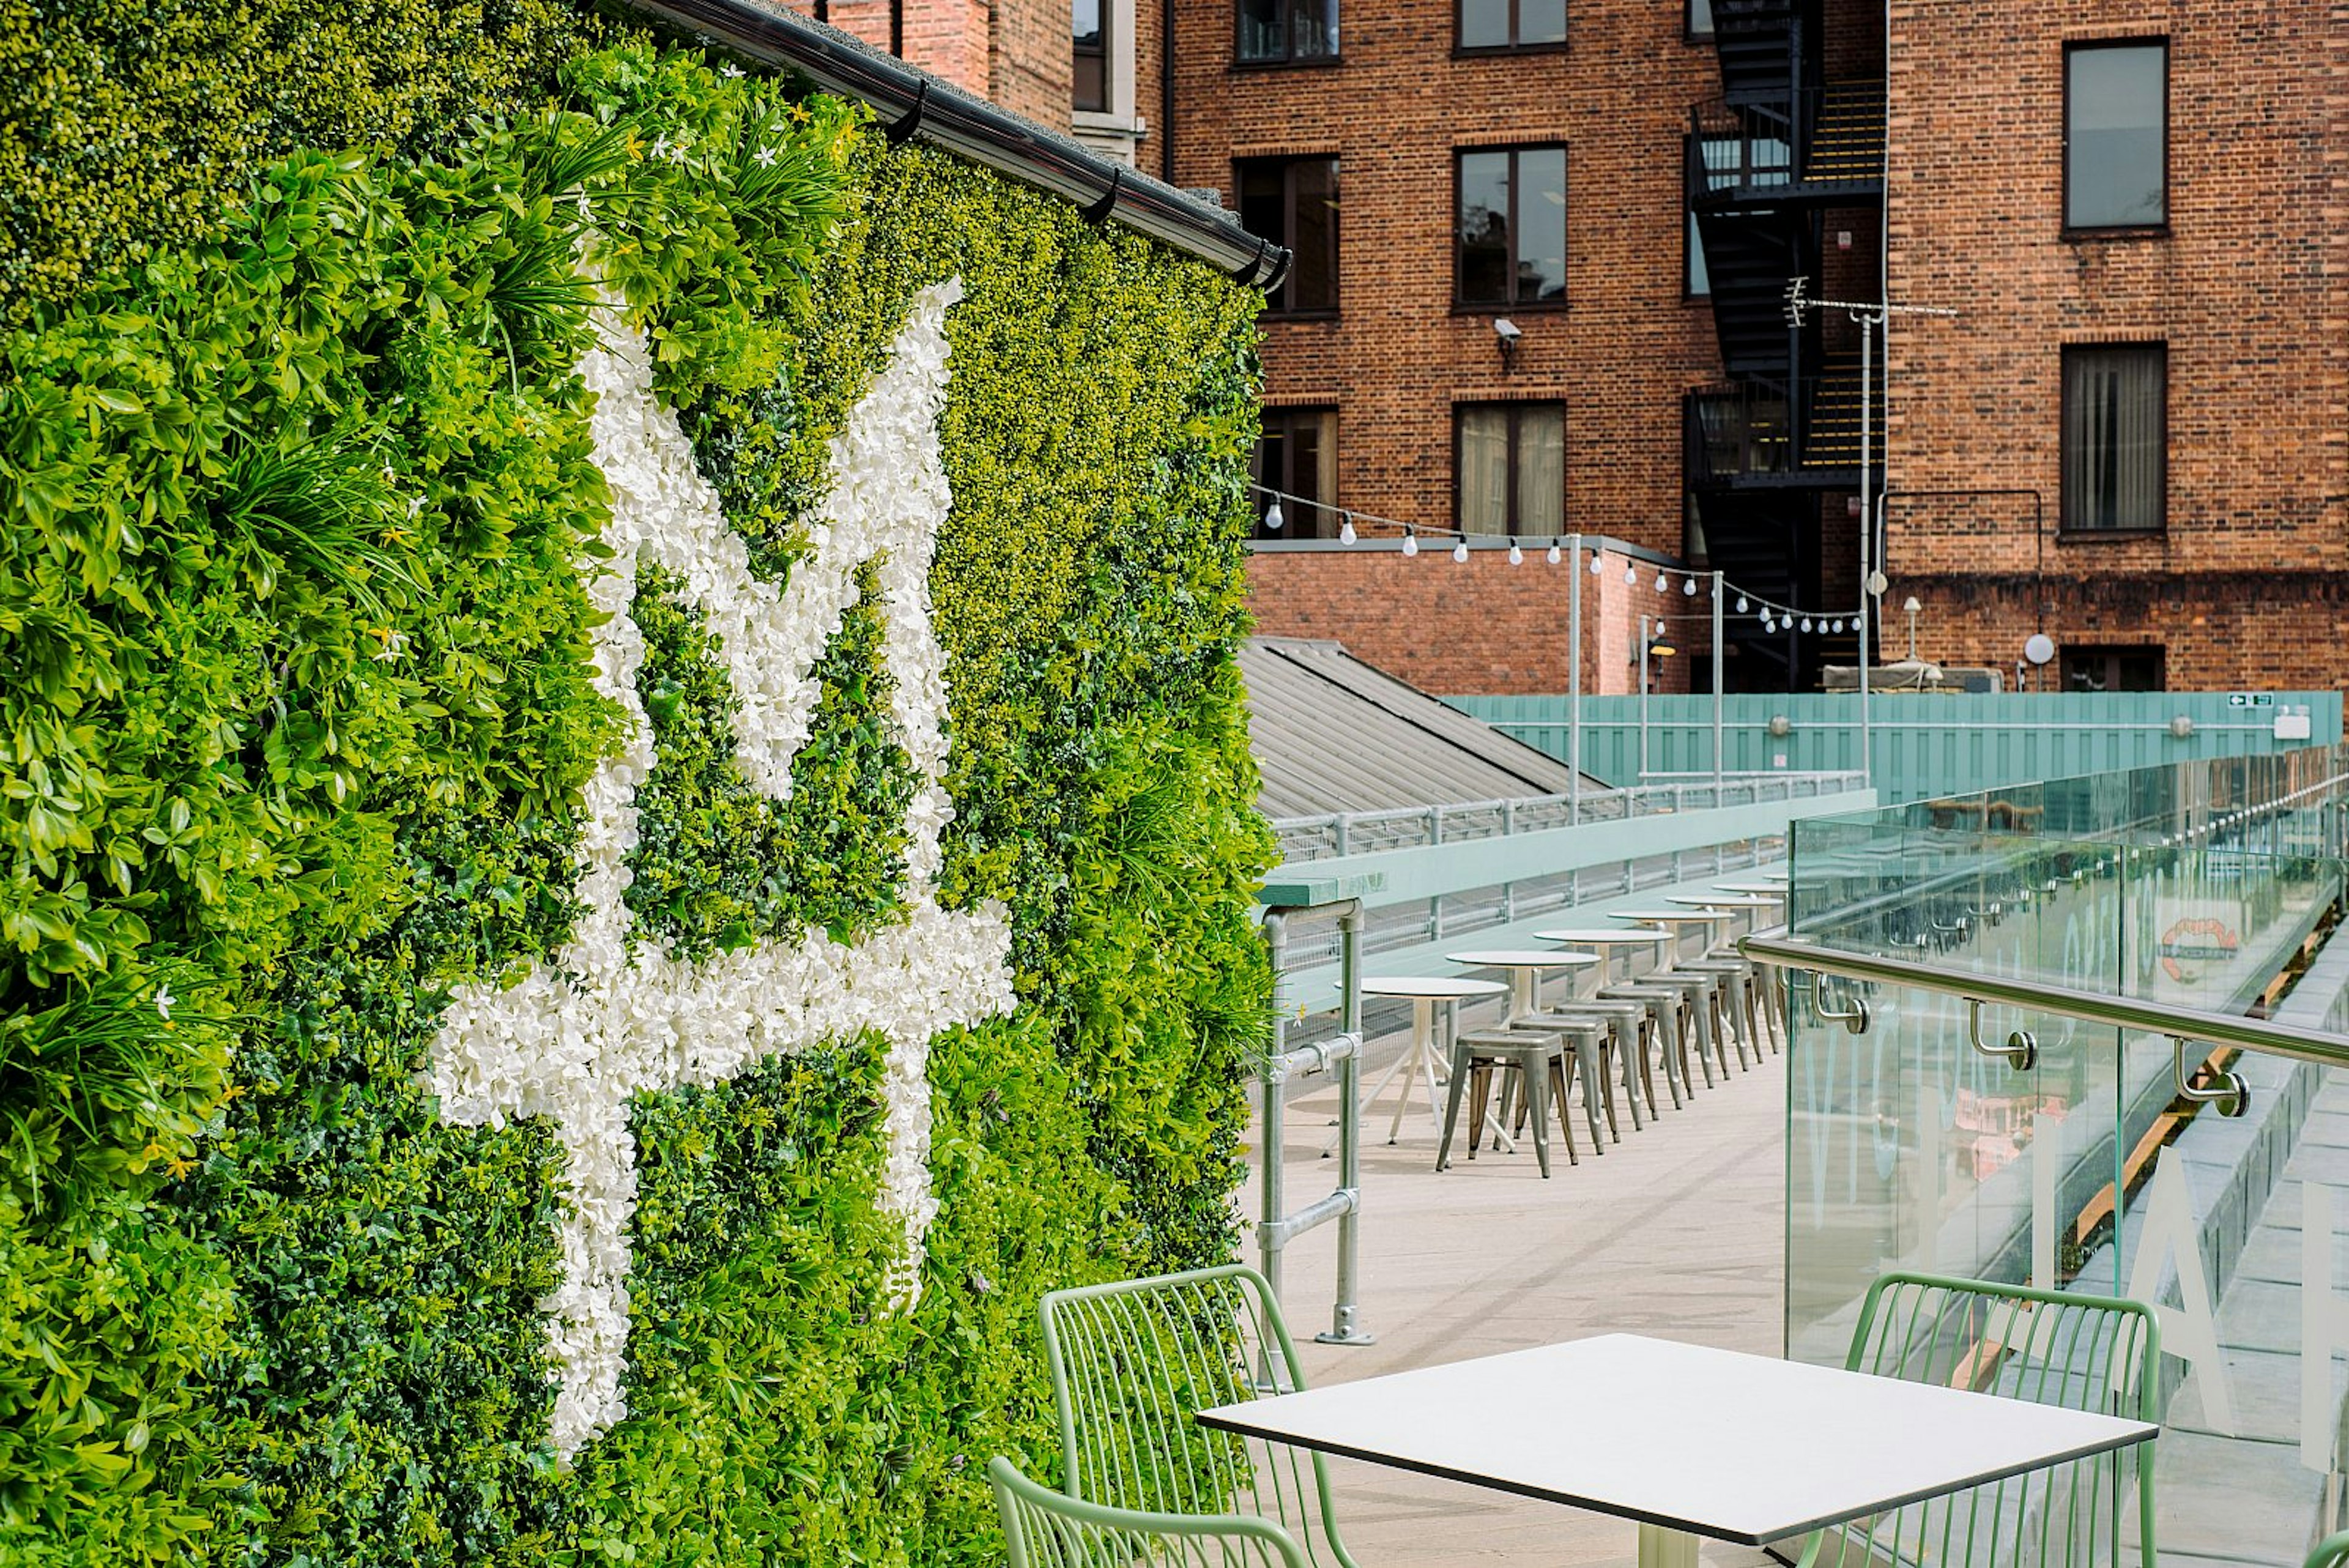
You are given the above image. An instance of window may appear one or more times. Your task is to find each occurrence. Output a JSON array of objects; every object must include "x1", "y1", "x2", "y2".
[
  {"x1": 1458, "y1": 0, "x2": 1565, "y2": 51},
  {"x1": 2063, "y1": 646, "x2": 2165, "y2": 692},
  {"x1": 1683, "y1": 133, "x2": 1742, "y2": 296},
  {"x1": 2066, "y1": 42, "x2": 2165, "y2": 229},
  {"x1": 1073, "y1": 0, "x2": 1107, "y2": 112},
  {"x1": 2061, "y1": 344, "x2": 2165, "y2": 532},
  {"x1": 1687, "y1": 0, "x2": 1713, "y2": 38},
  {"x1": 1455, "y1": 403, "x2": 1565, "y2": 536},
  {"x1": 1456, "y1": 146, "x2": 1567, "y2": 308},
  {"x1": 1237, "y1": 157, "x2": 1340, "y2": 314},
  {"x1": 1238, "y1": 0, "x2": 1337, "y2": 64},
  {"x1": 1252, "y1": 407, "x2": 1338, "y2": 538}
]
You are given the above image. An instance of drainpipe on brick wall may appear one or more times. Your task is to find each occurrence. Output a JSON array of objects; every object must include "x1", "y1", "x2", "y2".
[{"x1": 1160, "y1": 0, "x2": 1176, "y2": 183}]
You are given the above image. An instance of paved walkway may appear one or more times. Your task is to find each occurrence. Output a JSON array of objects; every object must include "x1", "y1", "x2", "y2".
[{"x1": 1241, "y1": 1031, "x2": 1790, "y2": 1566}]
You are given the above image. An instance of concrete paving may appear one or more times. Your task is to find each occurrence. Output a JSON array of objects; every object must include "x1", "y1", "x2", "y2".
[{"x1": 1239, "y1": 1026, "x2": 1791, "y2": 1566}]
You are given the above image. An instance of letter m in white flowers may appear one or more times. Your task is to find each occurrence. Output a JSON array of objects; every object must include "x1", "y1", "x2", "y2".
[{"x1": 426, "y1": 280, "x2": 1015, "y2": 1461}]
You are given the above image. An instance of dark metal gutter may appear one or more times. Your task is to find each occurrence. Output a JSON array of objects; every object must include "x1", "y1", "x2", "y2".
[{"x1": 615, "y1": 0, "x2": 1291, "y2": 292}]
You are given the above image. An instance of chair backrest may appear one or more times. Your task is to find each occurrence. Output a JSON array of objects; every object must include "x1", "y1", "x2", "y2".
[
  {"x1": 1802, "y1": 1271, "x2": 2162, "y2": 1568},
  {"x1": 991, "y1": 1456, "x2": 1309, "y2": 1568},
  {"x1": 2308, "y1": 1532, "x2": 2349, "y2": 1568},
  {"x1": 1039, "y1": 1265, "x2": 1358, "y2": 1568}
]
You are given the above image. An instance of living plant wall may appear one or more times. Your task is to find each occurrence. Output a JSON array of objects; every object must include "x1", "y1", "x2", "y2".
[{"x1": 0, "y1": 6, "x2": 1273, "y2": 1562}]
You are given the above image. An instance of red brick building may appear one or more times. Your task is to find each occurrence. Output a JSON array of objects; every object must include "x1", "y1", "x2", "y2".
[{"x1": 1155, "y1": 0, "x2": 2349, "y2": 696}]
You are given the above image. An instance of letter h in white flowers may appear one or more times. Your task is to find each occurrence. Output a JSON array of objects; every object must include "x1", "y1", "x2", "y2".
[{"x1": 426, "y1": 279, "x2": 1016, "y2": 1462}]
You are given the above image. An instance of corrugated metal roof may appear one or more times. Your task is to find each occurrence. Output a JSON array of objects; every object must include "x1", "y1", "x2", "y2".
[{"x1": 1241, "y1": 637, "x2": 1605, "y2": 818}]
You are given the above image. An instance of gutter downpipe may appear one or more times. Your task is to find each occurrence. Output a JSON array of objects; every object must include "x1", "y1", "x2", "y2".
[
  {"x1": 616, "y1": 0, "x2": 1290, "y2": 291},
  {"x1": 1161, "y1": 0, "x2": 1177, "y2": 184}
]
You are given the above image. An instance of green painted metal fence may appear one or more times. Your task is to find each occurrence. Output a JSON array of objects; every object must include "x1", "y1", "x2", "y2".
[{"x1": 1448, "y1": 689, "x2": 2342, "y2": 804}]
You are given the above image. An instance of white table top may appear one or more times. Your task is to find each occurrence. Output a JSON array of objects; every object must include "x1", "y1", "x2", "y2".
[
  {"x1": 1445, "y1": 949, "x2": 1603, "y2": 970},
  {"x1": 1711, "y1": 881, "x2": 1787, "y2": 896},
  {"x1": 1611, "y1": 908, "x2": 1732, "y2": 925},
  {"x1": 1360, "y1": 976, "x2": 1509, "y2": 1000},
  {"x1": 1667, "y1": 892, "x2": 1776, "y2": 908},
  {"x1": 1196, "y1": 1335, "x2": 2157, "y2": 1548},
  {"x1": 1531, "y1": 927, "x2": 1671, "y2": 945}
]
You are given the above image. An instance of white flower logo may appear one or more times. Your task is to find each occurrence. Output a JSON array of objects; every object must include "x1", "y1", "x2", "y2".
[{"x1": 426, "y1": 279, "x2": 1015, "y2": 1460}]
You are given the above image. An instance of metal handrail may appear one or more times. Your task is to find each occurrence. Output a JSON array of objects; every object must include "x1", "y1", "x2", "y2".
[{"x1": 1740, "y1": 927, "x2": 2349, "y2": 1072}]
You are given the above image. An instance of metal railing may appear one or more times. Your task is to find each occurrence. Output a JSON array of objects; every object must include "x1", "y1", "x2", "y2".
[{"x1": 1268, "y1": 771, "x2": 1866, "y2": 863}]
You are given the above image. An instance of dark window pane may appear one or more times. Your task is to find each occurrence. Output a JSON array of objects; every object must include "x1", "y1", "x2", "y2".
[
  {"x1": 1238, "y1": 0, "x2": 1285, "y2": 61},
  {"x1": 2063, "y1": 346, "x2": 2164, "y2": 530},
  {"x1": 1238, "y1": 162, "x2": 1285, "y2": 247},
  {"x1": 1518, "y1": 0, "x2": 1566, "y2": 43},
  {"x1": 1460, "y1": 0, "x2": 1509, "y2": 47},
  {"x1": 1253, "y1": 408, "x2": 1336, "y2": 537},
  {"x1": 1458, "y1": 152, "x2": 1512, "y2": 303},
  {"x1": 1687, "y1": 209, "x2": 1709, "y2": 295},
  {"x1": 1290, "y1": 159, "x2": 1340, "y2": 310},
  {"x1": 2068, "y1": 44, "x2": 2165, "y2": 227},
  {"x1": 1688, "y1": 0, "x2": 1712, "y2": 35},
  {"x1": 1292, "y1": 0, "x2": 1338, "y2": 58},
  {"x1": 1073, "y1": 0, "x2": 1106, "y2": 111},
  {"x1": 1517, "y1": 147, "x2": 1567, "y2": 302}
]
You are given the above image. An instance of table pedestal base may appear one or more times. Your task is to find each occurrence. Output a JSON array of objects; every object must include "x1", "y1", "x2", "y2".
[{"x1": 1638, "y1": 1523, "x2": 1699, "y2": 1568}]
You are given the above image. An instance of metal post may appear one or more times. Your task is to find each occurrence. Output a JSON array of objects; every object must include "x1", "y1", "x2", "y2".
[
  {"x1": 1319, "y1": 902, "x2": 1372, "y2": 1345},
  {"x1": 1638, "y1": 614, "x2": 1652, "y2": 781},
  {"x1": 1712, "y1": 569, "x2": 1726, "y2": 791},
  {"x1": 1568, "y1": 533, "x2": 1583, "y2": 823},
  {"x1": 1259, "y1": 911, "x2": 1290, "y2": 1301},
  {"x1": 1858, "y1": 310, "x2": 1874, "y2": 788}
]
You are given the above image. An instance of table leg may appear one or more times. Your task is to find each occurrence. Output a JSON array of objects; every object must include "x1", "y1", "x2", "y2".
[
  {"x1": 1636, "y1": 1522, "x2": 1699, "y2": 1568},
  {"x1": 1384, "y1": 1000, "x2": 1437, "y2": 1143}
]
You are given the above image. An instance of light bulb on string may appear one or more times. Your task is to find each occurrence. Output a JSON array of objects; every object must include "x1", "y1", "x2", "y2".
[
  {"x1": 1625, "y1": 564, "x2": 1638, "y2": 585},
  {"x1": 1683, "y1": 576, "x2": 1698, "y2": 596},
  {"x1": 1338, "y1": 513, "x2": 1357, "y2": 546},
  {"x1": 1264, "y1": 497, "x2": 1285, "y2": 532},
  {"x1": 1736, "y1": 596, "x2": 1750, "y2": 613},
  {"x1": 1761, "y1": 615, "x2": 1775, "y2": 633},
  {"x1": 1801, "y1": 618, "x2": 1813, "y2": 633},
  {"x1": 1589, "y1": 555, "x2": 1604, "y2": 576},
  {"x1": 1508, "y1": 540, "x2": 1524, "y2": 566},
  {"x1": 1546, "y1": 540, "x2": 1562, "y2": 565},
  {"x1": 1452, "y1": 538, "x2": 1470, "y2": 563},
  {"x1": 1401, "y1": 530, "x2": 1419, "y2": 557},
  {"x1": 1655, "y1": 571, "x2": 1669, "y2": 592},
  {"x1": 1828, "y1": 619, "x2": 1841, "y2": 633}
]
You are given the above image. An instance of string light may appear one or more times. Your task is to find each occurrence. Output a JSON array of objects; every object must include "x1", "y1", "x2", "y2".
[
  {"x1": 1683, "y1": 576, "x2": 1698, "y2": 596},
  {"x1": 1589, "y1": 555, "x2": 1604, "y2": 576},
  {"x1": 1801, "y1": 618, "x2": 1813, "y2": 633},
  {"x1": 1507, "y1": 540, "x2": 1524, "y2": 566},
  {"x1": 1655, "y1": 571, "x2": 1669, "y2": 592},
  {"x1": 1338, "y1": 513, "x2": 1357, "y2": 546},
  {"x1": 1625, "y1": 564, "x2": 1638, "y2": 585},
  {"x1": 1401, "y1": 530, "x2": 1419, "y2": 557},
  {"x1": 1736, "y1": 596, "x2": 1749, "y2": 613},
  {"x1": 1545, "y1": 540, "x2": 1562, "y2": 565},
  {"x1": 1263, "y1": 497, "x2": 1284, "y2": 531},
  {"x1": 1451, "y1": 539, "x2": 1469, "y2": 563}
]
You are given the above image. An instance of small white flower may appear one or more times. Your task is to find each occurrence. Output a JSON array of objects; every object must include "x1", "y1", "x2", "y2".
[
  {"x1": 154, "y1": 984, "x2": 175, "y2": 1020},
  {"x1": 373, "y1": 627, "x2": 410, "y2": 661},
  {"x1": 721, "y1": 62, "x2": 745, "y2": 78},
  {"x1": 406, "y1": 495, "x2": 426, "y2": 519},
  {"x1": 665, "y1": 139, "x2": 689, "y2": 165},
  {"x1": 648, "y1": 134, "x2": 671, "y2": 160},
  {"x1": 576, "y1": 193, "x2": 593, "y2": 221},
  {"x1": 754, "y1": 145, "x2": 779, "y2": 169}
]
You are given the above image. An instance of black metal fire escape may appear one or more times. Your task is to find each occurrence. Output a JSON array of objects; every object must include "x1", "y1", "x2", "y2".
[{"x1": 1682, "y1": 0, "x2": 1883, "y2": 689}]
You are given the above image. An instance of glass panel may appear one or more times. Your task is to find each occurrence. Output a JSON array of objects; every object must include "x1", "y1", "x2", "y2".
[
  {"x1": 1073, "y1": 0, "x2": 1106, "y2": 111},
  {"x1": 1290, "y1": 159, "x2": 1339, "y2": 311},
  {"x1": 1516, "y1": 146, "x2": 1567, "y2": 303},
  {"x1": 2068, "y1": 43, "x2": 2165, "y2": 227},
  {"x1": 2064, "y1": 346, "x2": 2164, "y2": 531},
  {"x1": 1515, "y1": 406, "x2": 1565, "y2": 534},
  {"x1": 1459, "y1": 0, "x2": 1509, "y2": 48},
  {"x1": 1686, "y1": 209, "x2": 1708, "y2": 295},
  {"x1": 1518, "y1": 0, "x2": 1566, "y2": 44},
  {"x1": 1238, "y1": 0, "x2": 1286, "y2": 61},
  {"x1": 1457, "y1": 151, "x2": 1512, "y2": 303},
  {"x1": 1291, "y1": 0, "x2": 1338, "y2": 59},
  {"x1": 1457, "y1": 407, "x2": 1509, "y2": 534},
  {"x1": 1688, "y1": 0, "x2": 1713, "y2": 35}
]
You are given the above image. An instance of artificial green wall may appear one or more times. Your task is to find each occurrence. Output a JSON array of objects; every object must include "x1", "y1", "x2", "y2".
[{"x1": 0, "y1": 16, "x2": 1271, "y2": 1565}]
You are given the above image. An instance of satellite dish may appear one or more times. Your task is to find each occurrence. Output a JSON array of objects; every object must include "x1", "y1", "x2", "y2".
[{"x1": 2024, "y1": 633, "x2": 2056, "y2": 666}]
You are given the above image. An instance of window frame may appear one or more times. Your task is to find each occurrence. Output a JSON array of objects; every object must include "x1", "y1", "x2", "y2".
[
  {"x1": 1234, "y1": 0, "x2": 1341, "y2": 69},
  {"x1": 1073, "y1": 0, "x2": 1108, "y2": 113},
  {"x1": 1252, "y1": 405, "x2": 1340, "y2": 538},
  {"x1": 2058, "y1": 341, "x2": 2168, "y2": 537},
  {"x1": 1452, "y1": 143, "x2": 1572, "y2": 313},
  {"x1": 1685, "y1": 0, "x2": 1713, "y2": 41},
  {"x1": 1453, "y1": 0, "x2": 1570, "y2": 57},
  {"x1": 1452, "y1": 400, "x2": 1568, "y2": 537},
  {"x1": 1235, "y1": 154, "x2": 1341, "y2": 318},
  {"x1": 2062, "y1": 38, "x2": 2169, "y2": 236}
]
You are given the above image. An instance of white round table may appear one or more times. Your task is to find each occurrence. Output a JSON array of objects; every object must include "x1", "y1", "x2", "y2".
[
  {"x1": 1531, "y1": 927, "x2": 1672, "y2": 986},
  {"x1": 1354, "y1": 976, "x2": 1508, "y2": 1145},
  {"x1": 1710, "y1": 880, "x2": 1787, "y2": 897}
]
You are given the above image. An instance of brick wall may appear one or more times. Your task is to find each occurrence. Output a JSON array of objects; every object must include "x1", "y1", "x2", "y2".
[
  {"x1": 1171, "y1": 0, "x2": 1725, "y2": 558},
  {"x1": 780, "y1": 0, "x2": 1063, "y2": 120},
  {"x1": 1882, "y1": 0, "x2": 2349, "y2": 689},
  {"x1": 1247, "y1": 544, "x2": 1709, "y2": 696}
]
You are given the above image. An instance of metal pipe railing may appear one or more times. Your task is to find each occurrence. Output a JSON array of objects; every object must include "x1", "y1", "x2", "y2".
[{"x1": 1740, "y1": 927, "x2": 2349, "y2": 1072}]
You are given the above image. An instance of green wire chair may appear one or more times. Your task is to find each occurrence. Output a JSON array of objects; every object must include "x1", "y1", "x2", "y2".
[
  {"x1": 1798, "y1": 1271, "x2": 2162, "y2": 1568},
  {"x1": 1039, "y1": 1265, "x2": 1359, "y2": 1568},
  {"x1": 991, "y1": 1456, "x2": 1310, "y2": 1567},
  {"x1": 2308, "y1": 1533, "x2": 2349, "y2": 1568}
]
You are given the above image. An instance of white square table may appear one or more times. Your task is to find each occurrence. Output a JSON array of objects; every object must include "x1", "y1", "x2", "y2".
[{"x1": 1196, "y1": 1334, "x2": 2157, "y2": 1568}]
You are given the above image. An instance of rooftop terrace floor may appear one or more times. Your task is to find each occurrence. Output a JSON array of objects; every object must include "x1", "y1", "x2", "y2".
[{"x1": 1242, "y1": 1029, "x2": 1789, "y2": 1566}]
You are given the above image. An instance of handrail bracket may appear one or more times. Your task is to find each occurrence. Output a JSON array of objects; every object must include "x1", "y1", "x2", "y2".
[
  {"x1": 1967, "y1": 998, "x2": 2038, "y2": 1072},
  {"x1": 2173, "y1": 1036, "x2": 2251, "y2": 1120}
]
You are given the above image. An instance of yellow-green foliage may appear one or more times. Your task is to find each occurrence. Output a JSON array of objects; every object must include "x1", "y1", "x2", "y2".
[{"x1": 0, "y1": 23, "x2": 1272, "y2": 1567}]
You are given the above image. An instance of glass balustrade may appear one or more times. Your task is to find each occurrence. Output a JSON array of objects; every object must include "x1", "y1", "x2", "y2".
[{"x1": 1782, "y1": 745, "x2": 2349, "y2": 1564}]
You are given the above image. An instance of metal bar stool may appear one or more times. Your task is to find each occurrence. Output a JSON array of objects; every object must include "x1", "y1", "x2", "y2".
[
  {"x1": 1523, "y1": 1000, "x2": 1663, "y2": 1128},
  {"x1": 1437, "y1": 1027, "x2": 1576, "y2": 1177}
]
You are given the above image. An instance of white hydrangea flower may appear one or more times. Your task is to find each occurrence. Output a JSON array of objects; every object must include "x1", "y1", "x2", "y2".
[{"x1": 427, "y1": 278, "x2": 1013, "y2": 1460}]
